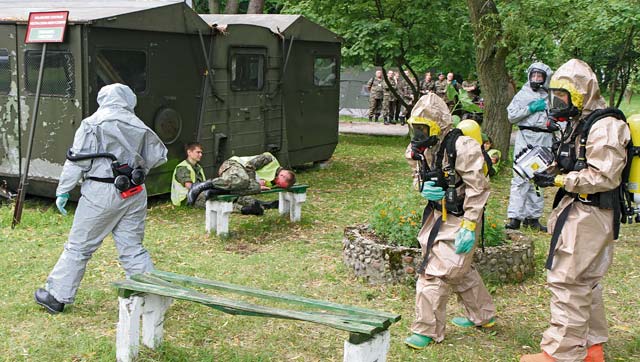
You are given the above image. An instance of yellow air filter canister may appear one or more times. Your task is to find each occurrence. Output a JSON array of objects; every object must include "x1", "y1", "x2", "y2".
[{"x1": 627, "y1": 114, "x2": 640, "y2": 203}]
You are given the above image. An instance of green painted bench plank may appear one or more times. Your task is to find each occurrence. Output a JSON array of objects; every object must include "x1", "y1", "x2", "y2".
[
  {"x1": 114, "y1": 278, "x2": 384, "y2": 335},
  {"x1": 213, "y1": 184, "x2": 309, "y2": 202},
  {"x1": 149, "y1": 270, "x2": 400, "y2": 323},
  {"x1": 133, "y1": 274, "x2": 389, "y2": 328}
]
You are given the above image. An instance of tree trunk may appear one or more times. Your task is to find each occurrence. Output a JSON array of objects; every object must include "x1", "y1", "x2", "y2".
[
  {"x1": 466, "y1": 0, "x2": 512, "y2": 158},
  {"x1": 208, "y1": 0, "x2": 220, "y2": 13},
  {"x1": 247, "y1": 0, "x2": 265, "y2": 14},
  {"x1": 224, "y1": 0, "x2": 239, "y2": 14}
]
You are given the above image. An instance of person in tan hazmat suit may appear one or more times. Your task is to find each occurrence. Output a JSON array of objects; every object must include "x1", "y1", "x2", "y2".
[
  {"x1": 520, "y1": 59, "x2": 630, "y2": 362},
  {"x1": 403, "y1": 93, "x2": 496, "y2": 349}
]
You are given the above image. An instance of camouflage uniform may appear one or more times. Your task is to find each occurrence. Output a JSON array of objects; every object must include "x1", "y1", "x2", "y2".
[
  {"x1": 434, "y1": 79, "x2": 448, "y2": 100},
  {"x1": 420, "y1": 79, "x2": 435, "y2": 95},
  {"x1": 367, "y1": 77, "x2": 384, "y2": 121},
  {"x1": 398, "y1": 77, "x2": 416, "y2": 123},
  {"x1": 382, "y1": 77, "x2": 398, "y2": 124},
  {"x1": 211, "y1": 154, "x2": 277, "y2": 211}
]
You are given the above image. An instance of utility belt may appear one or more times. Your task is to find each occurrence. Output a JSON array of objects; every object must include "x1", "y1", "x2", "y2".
[
  {"x1": 67, "y1": 150, "x2": 145, "y2": 199},
  {"x1": 88, "y1": 176, "x2": 144, "y2": 198},
  {"x1": 546, "y1": 188, "x2": 619, "y2": 270},
  {"x1": 518, "y1": 125, "x2": 554, "y2": 133}
]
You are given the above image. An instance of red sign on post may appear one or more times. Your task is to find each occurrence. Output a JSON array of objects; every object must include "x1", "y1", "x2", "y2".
[{"x1": 25, "y1": 11, "x2": 69, "y2": 43}]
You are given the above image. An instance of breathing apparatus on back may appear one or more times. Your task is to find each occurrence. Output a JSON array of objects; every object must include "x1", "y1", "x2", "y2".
[{"x1": 66, "y1": 149, "x2": 146, "y2": 198}]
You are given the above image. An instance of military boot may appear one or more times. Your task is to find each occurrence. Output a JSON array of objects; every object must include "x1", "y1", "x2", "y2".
[
  {"x1": 241, "y1": 201, "x2": 264, "y2": 216},
  {"x1": 34, "y1": 288, "x2": 65, "y2": 314},
  {"x1": 258, "y1": 200, "x2": 279, "y2": 210},
  {"x1": 383, "y1": 117, "x2": 390, "y2": 125},
  {"x1": 368, "y1": 116, "x2": 373, "y2": 122},
  {"x1": 505, "y1": 218, "x2": 521, "y2": 230},
  {"x1": 523, "y1": 218, "x2": 548, "y2": 232},
  {"x1": 399, "y1": 116, "x2": 406, "y2": 125},
  {"x1": 186, "y1": 180, "x2": 215, "y2": 206},
  {"x1": 374, "y1": 116, "x2": 380, "y2": 122}
]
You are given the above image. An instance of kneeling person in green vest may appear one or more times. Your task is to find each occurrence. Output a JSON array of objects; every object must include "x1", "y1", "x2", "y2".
[
  {"x1": 185, "y1": 152, "x2": 296, "y2": 215},
  {"x1": 403, "y1": 93, "x2": 496, "y2": 350},
  {"x1": 171, "y1": 142, "x2": 208, "y2": 208}
]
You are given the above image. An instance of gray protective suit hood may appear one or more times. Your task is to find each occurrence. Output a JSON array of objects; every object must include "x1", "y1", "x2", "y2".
[{"x1": 526, "y1": 62, "x2": 552, "y2": 90}]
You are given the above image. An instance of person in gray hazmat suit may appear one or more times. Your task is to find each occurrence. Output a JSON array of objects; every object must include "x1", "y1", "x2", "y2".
[
  {"x1": 403, "y1": 93, "x2": 496, "y2": 349},
  {"x1": 34, "y1": 83, "x2": 168, "y2": 314},
  {"x1": 520, "y1": 59, "x2": 629, "y2": 362},
  {"x1": 505, "y1": 62, "x2": 554, "y2": 232}
]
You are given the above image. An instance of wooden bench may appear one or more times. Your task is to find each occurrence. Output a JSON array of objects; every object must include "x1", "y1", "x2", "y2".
[
  {"x1": 205, "y1": 184, "x2": 309, "y2": 236},
  {"x1": 113, "y1": 270, "x2": 400, "y2": 362}
]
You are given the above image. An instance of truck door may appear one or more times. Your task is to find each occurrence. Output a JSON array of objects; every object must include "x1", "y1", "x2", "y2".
[
  {"x1": 227, "y1": 47, "x2": 267, "y2": 156},
  {"x1": 0, "y1": 24, "x2": 20, "y2": 180}
]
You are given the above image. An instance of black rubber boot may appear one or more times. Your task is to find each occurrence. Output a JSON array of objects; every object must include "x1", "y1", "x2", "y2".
[
  {"x1": 399, "y1": 116, "x2": 406, "y2": 126},
  {"x1": 187, "y1": 180, "x2": 215, "y2": 206},
  {"x1": 368, "y1": 116, "x2": 373, "y2": 122},
  {"x1": 505, "y1": 218, "x2": 521, "y2": 230},
  {"x1": 259, "y1": 200, "x2": 279, "y2": 210},
  {"x1": 384, "y1": 117, "x2": 389, "y2": 125},
  {"x1": 524, "y1": 218, "x2": 548, "y2": 232},
  {"x1": 34, "y1": 288, "x2": 64, "y2": 314},
  {"x1": 240, "y1": 201, "x2": 264, "y2": 216},
  {"x1": 374, "y1": 116, "x2": 380, "y2": 122}
]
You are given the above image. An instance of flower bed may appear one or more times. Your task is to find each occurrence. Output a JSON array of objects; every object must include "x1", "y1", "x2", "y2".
[{"x1": 342, "y1": 225, "x2": 535, "y2": 284}]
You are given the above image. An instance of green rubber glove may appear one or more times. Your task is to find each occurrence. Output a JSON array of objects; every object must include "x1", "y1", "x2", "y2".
[
  {"x1": 527, "y1": 98, "x2": 546, "y2": 113},
  {"x1": 421, "y1": 181, "x2": 445, "y2": 201},
  {"x1": 55, "y1": 193, "x2": 69, "y2": 216},
  {"x1": 454, "y1": 219, "x2": 476, "y2": 254}
]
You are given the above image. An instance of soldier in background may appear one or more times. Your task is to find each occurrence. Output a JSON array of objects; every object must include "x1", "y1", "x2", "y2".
[
  {"x1": 420, "y1": 72, "x2": 435, "y2": 95},
  {"x1": 434, "y1": 72, "x2": 447, "y2": 100},
  {"x1": 366, "y1": 70, "x2": 384, "y2": 122},
  {"x1": 382, "y1": 70, "x2": 398, "y2": 125},
  {"x1": 398, "y1": 70, "x2": 417, "y2": 125}
]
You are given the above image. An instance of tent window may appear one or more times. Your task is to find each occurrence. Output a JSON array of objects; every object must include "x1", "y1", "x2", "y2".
[
  {"x1": 0, "y1": 49, "x2": 9, "y2": 94},
  {"x1": 25, "y1": 50, "x2": 74, "y2": 97},
  {"x1": 314, "y1": 57, "x2": 336, "y2": 87},
  {"x1": 96, "y1": 49, "x2": 147, "y2": 93},
  {"x1": 231, "y1": 52, "x2": 264, "y2": 91}
]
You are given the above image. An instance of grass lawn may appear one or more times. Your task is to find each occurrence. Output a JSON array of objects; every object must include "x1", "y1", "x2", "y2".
[{"x1": 1, "y1": 134, "x2": 639, "y2": 361}]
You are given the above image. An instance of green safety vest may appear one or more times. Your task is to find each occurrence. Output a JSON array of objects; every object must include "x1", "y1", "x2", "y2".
[
  {"x1": 171, "y1": 160, "x2": 206, "y2": 206},
  {"x1": 230, "y1": 152, "x2": 280, "y2": 187}
]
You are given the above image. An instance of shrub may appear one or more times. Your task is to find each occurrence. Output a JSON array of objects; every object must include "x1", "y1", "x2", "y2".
[
  {"x1": 369, "y1": 193, "x2": 423, "y2": 247},
  {"x1": 482, "y1": 213, "x2": 508, "y2": 247},
  {"x1": 370, "y1": 193, "x2": 508, "y2": 248}
]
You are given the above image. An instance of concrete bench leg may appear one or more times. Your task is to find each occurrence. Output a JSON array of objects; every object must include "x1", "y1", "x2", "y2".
[
  {"x1": 116, "y1": 296, "x2": 144, "y2": 362},
  {"x1": 343, "y1": 330, "x2": 390, "y2": 362},
  {"x1": 142, "y1": 294, "x2": 173, "y2": 349},
  {"x1": 205, "y1": 200, "x2": 234, "y2": 236},
  {"x1": 279, "y1": 192, "x2": 306, "y2": 222}
]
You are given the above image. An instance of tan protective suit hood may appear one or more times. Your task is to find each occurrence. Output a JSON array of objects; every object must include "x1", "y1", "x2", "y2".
[
  {"x1": 551, "y1": 59, "x2": 606, "y2": 118},
  {"x1": 410, "y1": 93, "x2": 452, "y2": 143}
]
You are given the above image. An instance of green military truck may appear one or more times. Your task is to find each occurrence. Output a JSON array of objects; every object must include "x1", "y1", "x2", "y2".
[{"x1": 0, "y1": 0, "x2": 340, "y2": 198}]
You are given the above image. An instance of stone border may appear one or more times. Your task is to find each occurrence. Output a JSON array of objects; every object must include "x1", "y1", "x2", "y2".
[{"x1": 342, "y1": 225, "x2": 535, "y2": 284}]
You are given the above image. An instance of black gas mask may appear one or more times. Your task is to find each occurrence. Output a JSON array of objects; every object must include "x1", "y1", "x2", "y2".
[
  {"x1": 529, "y1": 68, "x2": 547, "y2": 91},
  {"x1": 409, "y1": 119, "x2": 441, "y2": 159},
  {"x1": 547, "y1": 87, "x2": 580, "y2": 121},
  {"x1": 66, "y1": 150, "x2": 146, "y2": 192}
]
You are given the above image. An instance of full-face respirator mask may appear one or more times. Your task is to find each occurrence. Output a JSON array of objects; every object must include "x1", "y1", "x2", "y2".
[
  {"x1": 66, "y1": 150, "x2": 146, "y2": 197},
  {"x1": 528, "y1": 68, "x2": 547, "y2": 92},
  {"x1": 408, "y1": 116, "x2": 441, "y2": 158}
]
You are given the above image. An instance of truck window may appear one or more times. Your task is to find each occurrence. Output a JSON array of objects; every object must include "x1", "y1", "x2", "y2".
[
  {"x1": 230, "y1": 52, "x2": 264, "y2": 91},
  {"x1": 0, "y1": 49, "x2": 9, "y2": 94},
  {"x1": 314, "y1": 57, "x2": 336, "y2": 87},
  {"x1": 96, "y1": 49, "x2": 147, "y2": 93},
  {"x1": 25, "y1": 50, "x2": 75, "y2": 97}
]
